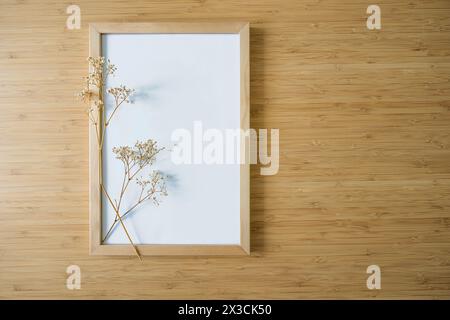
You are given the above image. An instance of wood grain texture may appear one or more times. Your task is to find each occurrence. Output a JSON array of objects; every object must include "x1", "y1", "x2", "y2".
[
  {"x1": 1, "y1": 0, "x2": 450, "y2": 299},
  {"x1": 240, "y1": 23, "x2": 251, "y2": 254},
  {"x1": 88, "y1": 25, "x2": 102, "y2": 255}
]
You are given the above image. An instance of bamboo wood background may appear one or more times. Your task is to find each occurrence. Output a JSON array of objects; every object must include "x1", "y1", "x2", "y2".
[{"x1": 0, "y1": 0, "x2": 449, "y2": 299}]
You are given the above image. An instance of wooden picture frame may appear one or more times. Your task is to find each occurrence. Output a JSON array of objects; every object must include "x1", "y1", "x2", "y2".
[{"x1": 88, "y1": 22, "x2": 250, "y2": 256}]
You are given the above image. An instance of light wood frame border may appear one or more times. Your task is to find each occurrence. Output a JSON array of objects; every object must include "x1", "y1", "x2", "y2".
[{"x1": 89, "y1": 22, "x2": 250, "y2": 256}]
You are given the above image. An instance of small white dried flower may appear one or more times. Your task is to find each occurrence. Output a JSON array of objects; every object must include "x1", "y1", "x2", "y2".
[
  {"x1": 136, "y1": 171, "x2": 168, "y2": 205},
  {"x1": 85, "y1": 56, "x2": 117, "y2": 89},
  {"x1": 93, "y1": 99, "x2": 103, "y2": 110},
  {"x1": 113, "y1": 139, "x2": 164, "y2": 169},
  {"x1": 77, "y1": 88, "x2": 92, "y2": 102},
  {"x1": 112, "y1": 145, "x2": 133, "y2": 165},
  {"x1": 107, "y1": 85, "x2": 135, "y2": 104},
  {"x1": 106, "y1": 59, "x2": 117, "y2": 76}
]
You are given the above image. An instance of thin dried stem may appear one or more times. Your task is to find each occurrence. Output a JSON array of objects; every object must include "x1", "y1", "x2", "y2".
[
  {"x1": 116, "y1": 162, "x2": 129, "y2": 212},
  {"x1": 102, "y1": 188, "x2": 166, "y2": 242},
  {"x1": 101, "y1": 184, "x2": 142, "y2": 261},
  {"x1": 106, "y1": 97, "x2": 125, "y2": 126}
]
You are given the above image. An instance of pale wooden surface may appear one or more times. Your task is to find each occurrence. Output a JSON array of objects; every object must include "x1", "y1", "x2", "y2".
[
  {"x1": 239, "y1": 23, "x2": 251, "y2": 254},
  {"x1": 88, "y1": 24, "x2": 102, "y2": 255},
  {"x1": 1, "y1": 0, "x2": 450, "y2": 299}
]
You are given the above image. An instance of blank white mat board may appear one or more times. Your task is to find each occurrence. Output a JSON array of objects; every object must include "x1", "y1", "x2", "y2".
[{"x1": 101, "y1": 33, "x2": 241, "y2": 245}]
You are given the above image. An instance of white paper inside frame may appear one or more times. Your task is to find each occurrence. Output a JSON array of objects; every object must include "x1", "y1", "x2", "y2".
[{"x1": 101, "y1": 34, "x2": 241, "y2": 244}]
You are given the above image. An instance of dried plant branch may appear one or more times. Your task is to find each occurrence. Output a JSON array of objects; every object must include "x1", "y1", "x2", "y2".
[
  {"x1": 79, "y1": 57, "x2": 168, "y2": 260},
  {"x1": 102, "y1": 142, "x2": 167, "y2": 242},
  {"x1": 102, "y1": 170, "x2": 167, "y2": 242},
  {"x1": 101, "y1": 183, "x2": 142, "y2": 261},
  {"x1": 106, "y1": 86, "x2": 134, "y2": 126}
]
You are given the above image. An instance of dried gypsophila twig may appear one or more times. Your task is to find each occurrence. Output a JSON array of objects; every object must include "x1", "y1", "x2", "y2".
[
  {"x1": 79, "y1": 56, "x2": 141, "y2": 258},
  {"x1": 102, "y1": 140, "x2": 168, "y2": 242},
  {"x1": 78, "y1": 57, "x2": 134, "y2": 148},
  {"x1": 79, "y1": 57, "x2": 168, "y2": 260}
]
